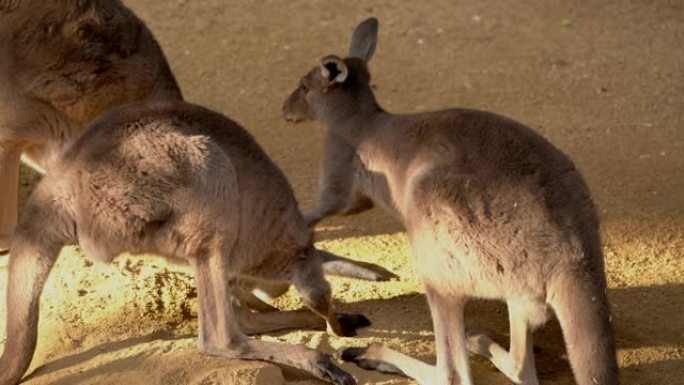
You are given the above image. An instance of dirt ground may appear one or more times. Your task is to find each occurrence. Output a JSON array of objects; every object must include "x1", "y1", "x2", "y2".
[{"x1": 1, "y1": 0, "x2": 682, "y2": 384}]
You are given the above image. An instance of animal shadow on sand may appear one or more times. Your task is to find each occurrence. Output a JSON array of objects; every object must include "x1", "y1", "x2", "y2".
[
  {"x1": 340, "y1": 283, "x2": 684, "y2": 384},
  {"x1": 20, "y1": 283, "x2": 683, "y2": 384}
]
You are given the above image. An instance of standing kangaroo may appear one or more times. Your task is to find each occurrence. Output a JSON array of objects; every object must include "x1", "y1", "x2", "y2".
[
  {"x1": 0, "y1": 0, "x2": 183, "y2": 252},
  {"x1": 0, "y1": 101, "x2": 369, "y2": 385},
  {"x1": 283, "y1": 18, "x2": 619, "y2": 385}
]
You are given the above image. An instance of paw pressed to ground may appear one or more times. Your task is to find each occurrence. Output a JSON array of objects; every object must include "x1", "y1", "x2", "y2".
[
  {"x1": 336, "y1": 313, "x2": 372, "y2": 336},
  {"x1": 316, "y1": 354, "x2": 357, "y2": 385},
  {"x1": 339, "y1": 345, "x2": 404, "y2": 376}
]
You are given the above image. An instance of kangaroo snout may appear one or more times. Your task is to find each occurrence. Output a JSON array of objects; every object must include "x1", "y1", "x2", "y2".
[
  {"x1": 282, "y1": 84, "x2": 315, "y2": 123},
  {"x1": 282, "y1": 102, "x2": 303, "y2": 122}
]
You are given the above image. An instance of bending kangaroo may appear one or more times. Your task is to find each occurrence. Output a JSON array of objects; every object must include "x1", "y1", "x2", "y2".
[
  {"x1": 0, "y1": 101, "x2": 369, "y2": 385},
  {"x1": 0, "y1": 0, "x2": 182, "y2": 252},
  {"x1": 0, "y1": 0, "x2": 393, "y2": 285},
  {"x1": 283, "y1": 18, "x2": 619, "y2": 385}
]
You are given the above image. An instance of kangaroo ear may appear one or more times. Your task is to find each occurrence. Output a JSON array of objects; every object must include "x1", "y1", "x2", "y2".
[
  {"x1": 349, "y1": 17, "x2": 379, "y2": 62},
  {"x1": 320, "y1": 55, "x2": 348, "y2": 84}
]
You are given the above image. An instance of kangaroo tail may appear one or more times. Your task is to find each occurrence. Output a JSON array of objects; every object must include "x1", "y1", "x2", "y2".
[
  {"x1": 548, "y1": 267, "x2": 619, "y2": 385},
  {"x1": 0, "y1": 183, "x2": 72, "y2": 385}
]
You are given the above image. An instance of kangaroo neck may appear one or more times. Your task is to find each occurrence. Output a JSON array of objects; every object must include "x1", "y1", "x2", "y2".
[{"x1": 323, "y1": 107, "x2": 388, "y2": 146}]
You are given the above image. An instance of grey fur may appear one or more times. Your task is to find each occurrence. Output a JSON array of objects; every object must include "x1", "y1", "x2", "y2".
[
  {"x1": 283, "y1": 17, "x2": 619, "y2": 385},
  {"x1": 0, "y1": 101, "x2": 368, "y2": 385},
  {"x1": 0, "y1": 0, "x2": 183, "y2": 252}
]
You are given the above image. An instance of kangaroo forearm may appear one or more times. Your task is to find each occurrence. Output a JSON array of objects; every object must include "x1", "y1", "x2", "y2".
[
  {"x1": 340, "y1": 193, "x2": 374, "y2": 216},
  {"x1": 307, "y1": 130, "x2": 362, "y2": 223},
  {"x1": 305, "y1": 186, "x2": 355, "y2": 223},
  {"x1": 305, "y1": 188, "x2": 372, "y2": 227}
]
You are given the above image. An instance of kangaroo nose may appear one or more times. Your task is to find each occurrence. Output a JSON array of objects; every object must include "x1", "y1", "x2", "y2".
[{"x1": 282, "y1": 104, "x2": 297, "y2": 122}]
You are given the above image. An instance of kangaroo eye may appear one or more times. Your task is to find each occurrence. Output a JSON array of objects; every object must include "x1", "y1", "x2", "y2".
[{"x1": 301, "y1": 84, "x2": 309, "y2": 92}]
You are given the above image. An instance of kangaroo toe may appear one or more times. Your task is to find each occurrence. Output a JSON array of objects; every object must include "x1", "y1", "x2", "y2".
[{"x1": 315, "y1": 354, "x2": 357, "y2": 385}]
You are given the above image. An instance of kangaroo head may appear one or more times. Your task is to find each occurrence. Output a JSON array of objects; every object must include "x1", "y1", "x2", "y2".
[{"x1": 282, "y1": 17, "x2": 379, "y2": 123}]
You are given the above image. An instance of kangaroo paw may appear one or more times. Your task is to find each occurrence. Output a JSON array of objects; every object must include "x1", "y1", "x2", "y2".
[
  {"x1": 339, "y1": 345, "x2": 405, "y2": 375},
  {"x1": 315, "y1": 354, "x2": 357, "y2": 385},
  {"x1": 336, "y1": 313, "x2": 372, "y2": 336}
]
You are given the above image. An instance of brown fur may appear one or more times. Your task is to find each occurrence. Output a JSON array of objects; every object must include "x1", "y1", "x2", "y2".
[
  {"x1": 0, "y1": 101, "x2": 368, "y2": 385},
  {"x1": 283, "y1": 17, "x2": 619, "y2": 385},
  {"x1": 0, "y1": 0, "x2": 182, "y2": 251},
  {"x1": 0, "y1": 0, "x2": 392, "y2": 300}
]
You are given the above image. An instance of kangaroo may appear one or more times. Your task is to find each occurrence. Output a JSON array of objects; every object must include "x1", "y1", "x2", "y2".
[
  {"x1": 0, "y1": 0, "x2": 183, "y2": 253},
  {"x1": 282, "y1": 17, "x2": 619, "y2": 385},
  {"x1": 0, "y1": 0, "x2": 393, "y2": 285},
  {"x1": 0, "y1": 101, "x2": 372, "y2": 385}
]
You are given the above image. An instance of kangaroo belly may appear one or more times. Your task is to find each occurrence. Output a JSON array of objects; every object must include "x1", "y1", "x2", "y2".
[
  {"x1": 414, "y1": 241, "x2": 508, "y2": 299},
  {"x1": 410, "y1": 216, "x2": 550, "y2": 303}
]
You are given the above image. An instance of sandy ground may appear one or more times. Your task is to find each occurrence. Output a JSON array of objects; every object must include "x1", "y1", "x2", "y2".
[{"x1": 1, "y1": 0, "x2": 683, "y2": 384}]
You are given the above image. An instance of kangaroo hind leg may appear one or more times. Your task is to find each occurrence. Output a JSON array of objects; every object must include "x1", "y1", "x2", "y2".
[
  {"x1": 427, "y1": 287, "x2": 473, "y2": 385},
  {"x1": 466, "y1": 300, "x2": 540, "y2": 384},
  {"x1": 0, "y1": 236, "x2": 62, "y2": 385},
  {"x1": 191, "y1": 253, "x2": 356, "y2": 385},
  {"x1": 342, "y1": 287, "x2": 472, "y2": 385},
  {"x1": 0, "y1": 185, "x2": 70, "y2": 385}
]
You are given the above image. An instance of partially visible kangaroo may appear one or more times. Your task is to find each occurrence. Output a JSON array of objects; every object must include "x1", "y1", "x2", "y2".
[
  {"x1": 283, "y1": 18, "x2": 619, "y2": 385},
  {"x1": 0, "y1": 0, "x2": 183, "y2": 252},
  {"x1": 0, "y1": 101, "x2": 371, "y2": 385},
  {"x1": 0, "y1": 0, "x2": 393, "y2": 285}
]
